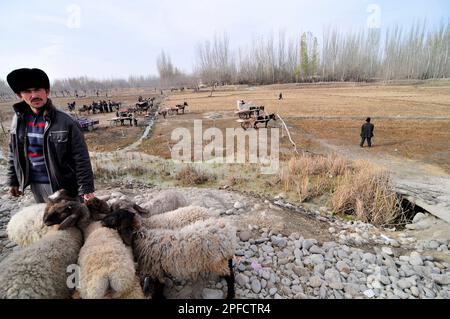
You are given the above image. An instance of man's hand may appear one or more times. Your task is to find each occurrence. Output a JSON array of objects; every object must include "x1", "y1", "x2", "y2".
[
  {"x1": 10, "y1": 186, "x2": 23, "y2": 197},
  {"x1": 83, "y1": 193, "x2": 95, "y2": 201}
]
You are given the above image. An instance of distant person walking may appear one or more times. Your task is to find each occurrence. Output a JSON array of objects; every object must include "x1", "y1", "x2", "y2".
[
  {"x1": 360, "y1": 117, "x2": 374, "y2": 148},
  {"x1": 279, "y1": 92, "x2": 283, "y2": 100}
]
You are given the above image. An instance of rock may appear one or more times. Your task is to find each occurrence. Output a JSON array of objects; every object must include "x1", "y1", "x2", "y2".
[
  {"x1": 271, "y1": 236, "x2": 288, "y2": 248},
  {"x1": 363, "y1": 289, "x2": 375, "y2": 298},
  {"x1": 412, "y1": 213, "x2": 426, "y2": 223},
  {"x1": 281, "y1": 278, "x2": 292, "y2": 287},
  {"x1": 336, "y1": 261, "x2": 351, "y2": 274},
  {"x1": 259, "y1": 270, "x2": 271, "y2": 281},
  {"x1": 324, "y1": 269, "x2": 341, "y2": 282},
  {"x1": 328, "y1": 227, "x2": 336, "y2": 234},
  {"x1": 235, "y1": 274, "x2": 250, "y2": 287},
  {"x1": 314, "y1": 263, "x2": 325, "y2": 275},
  {"x1": 379, "y1": 275, "x2": 391, "y2": 286},
  {"x1": 274, "y1": 193, "x2": 287, "y2": 200},
  {"x1": 293, "y1": 266, "x2": 309, "y2": 277},
  {"x1": 362, "y1": 253, "x2": 376, "y2": 264},
  {"x1": 409, "y1": 252, "x2": 423, "y2": 266},
  {"x1": 291, "y1": 285, "x2": 303, "y2": 294},
  {"x1": 310, "y1": 254, "x2": 325, "y2": 265},
  {"x1": 234, "y1": 201, "x2": 244, "y2": 210},
  {"x1": 251, "y1": 279, "x2": 262, "y2": 294},
  {"x1": 269, "y1": 288, "x2": 278, "y2": 296},
  {"x1": 427, "y1": 240, "x2": 440, "y2": 250},
  {"x1": 303, "y1": 239, "x2": 316, "y2": 251},
  {"x1": 294, "y1": 248, "x2": 302, "y2": 260},
  {"x1": 336, "y1": 250, "x2": 348, "y2": 260},
  {"x1": 309, "y1": 245, "x2": 325, "y2": 255},
  {"x1": 261, "y1": 245, "x2": 274, "y2": 253},
  {"x1": 422, "y1": 287, "x2": 436, "y2": 298},
  {"x1": 430, "y1": 274, "x2": 450, "y2": 285},
  {"x1": 309, "y1": 276, "x2": 323, "y2": 288},
  {"x1": 0, "y1": 230, "x2": 7, "y2": 238},
  {"x1": 319, "y1": 284, "x2": 327, "y2": 299},
  {"x1": 344, "y1": 283, "x2": 360, "y2": 296},
  {"x1": 4, "y1": 242, "x2": 16, "y2": 249},
  {"x1": 382, "y1": 247, "x2": 394, "y2": 256},
  {"x1": 173, "y1": 285, "x2": 194, "y2": 298},
  {"x1": 239, "y1": 231, "x2": 252, "y2": 242},
  {"x1": 397, "y1": 279, "x2": 413, "y2": 290},
  {"x1": 410, "y1": 286, "x2": 420, "y2": 297},
  {"x1": 202, "y1": 288, "x2": 224, "y2": 299}
]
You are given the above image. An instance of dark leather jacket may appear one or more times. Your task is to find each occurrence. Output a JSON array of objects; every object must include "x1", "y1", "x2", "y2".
[{"x1": 7, "y1": 99, "x2": 95, "y2": 196}]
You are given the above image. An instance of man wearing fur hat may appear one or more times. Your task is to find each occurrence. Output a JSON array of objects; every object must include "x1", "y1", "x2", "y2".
[{"x1": 6, "y1": 68, "x2": 95, "y2": 203}]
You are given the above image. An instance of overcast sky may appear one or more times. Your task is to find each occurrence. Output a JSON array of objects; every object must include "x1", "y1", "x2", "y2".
[{"x1": 0, "y1": 0, "x2": 449, "y2": 80}]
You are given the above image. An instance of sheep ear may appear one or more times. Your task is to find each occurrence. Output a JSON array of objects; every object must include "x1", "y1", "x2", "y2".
[
  {"x1": 120, "y1": 227, "x2": 133, "y2": 246},
  {"x1": 59, "y1": 214, "x2": 79, "y2": 230},
  {"x1": 133, "y1": 204, "x2": 148, "y2": 215}
]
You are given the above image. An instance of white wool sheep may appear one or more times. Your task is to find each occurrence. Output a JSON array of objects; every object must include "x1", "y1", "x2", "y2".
[
  {"x1": 140, "y1": 190, "x2": 188, "y2": 216},
  {"x1": 142, "y1": 205, "x2": 218, "y2": 229},
  {"x1": 102, "y1": 210, "x2": 237, "y2": 299},
  {"x1": 45, "y1": 198, "x2": 144, "y2": 299},
  {"x1": 6, "y1": 203, "x2": 58, "y2": 247},
  {"x1": 0, "y1": 227, "x2": 83, "y2": 299},
  {"x1": 77, "y1": 221, "x2": 144, "y2": 299}
]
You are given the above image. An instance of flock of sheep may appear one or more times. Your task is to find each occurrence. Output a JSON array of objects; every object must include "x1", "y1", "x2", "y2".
[{"x1": 0, "y1": 190, "x2": 237, "y2": 299}]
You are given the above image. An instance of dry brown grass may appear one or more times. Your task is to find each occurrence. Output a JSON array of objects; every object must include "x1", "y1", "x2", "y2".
[
  {"x1": 281, "y1": 154, "x2": 402, "y2": 226},
  {"x1": 166, "y1": 82, "x2": 450, "y2": 118},
  {"x1": 330, "y1": 160, "x2": 402, "y2": 226},
  {"x1": 175, "y1": 165, "x2": 216, "y2": 186},
  {"x1": 280, "y1": 154, "x2": 349, "y2": 202}
]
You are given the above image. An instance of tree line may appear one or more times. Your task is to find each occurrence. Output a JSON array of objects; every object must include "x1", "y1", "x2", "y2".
[
  {"x1": 189, "y1": 21, "x2": 449, "y2": 86},
  {"x1": 0, "y1": 75, "x2": 161, "y2": 101}
]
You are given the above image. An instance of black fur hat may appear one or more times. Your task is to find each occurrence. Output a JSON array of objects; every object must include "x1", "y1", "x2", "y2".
[{"x1": 6, "y1": 68, "x2": 50, "y2": 94}]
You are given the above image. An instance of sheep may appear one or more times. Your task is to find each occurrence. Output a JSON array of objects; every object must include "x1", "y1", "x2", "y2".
[
  {"x1": 139, "y1": 189, "x2": 188, "y2": 216},
  {"x1": 102, "y1": 209, "x2": 237, "y2": 299},
  {"x1": 6, "y1": 203, "x2": 58, "y2": 247},
  {"x1": 44, "y1": 199, "x2": 144, "y2": 299},
  {"x1": 6, "y1": 194, "x2": 109, "y2": 248},
  {"x1": 110, "y1": 198, "x2": 149, "y2": 216},
  {"x1": 142, "y1": 205, "x2": 218, "y2": 229},
  {"x1": 0, "y1": 225, "x2": 82, "y2": 299}
]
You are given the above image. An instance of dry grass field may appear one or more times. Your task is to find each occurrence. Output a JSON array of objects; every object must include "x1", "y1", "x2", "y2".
[
  {"x1": 1, "y1": 81, "x2": 449, "y2": 225},
  {"x1": 157, "y1": 81, "x2": 450, "y2": 174},
  {"x1": 0, "y1": 87, "x2": 159, "y2": 154}
]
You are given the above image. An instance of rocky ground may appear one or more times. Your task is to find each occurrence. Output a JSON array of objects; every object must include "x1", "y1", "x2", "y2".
[{"x1": 0, "y1": 167, "x2": 449, "y2": 299}]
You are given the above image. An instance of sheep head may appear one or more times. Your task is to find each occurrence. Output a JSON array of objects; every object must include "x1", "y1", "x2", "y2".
[
  {"x1": 101, "y1": 209, "x2": 140, "y2": 246},
  {"x1": 110, "y1": 199, "x2": 149, "y2": 216},
  {"x1": 47, "y1": 189, "x2": 78, "y2": 204},
  {"x1": 86, "y1": 197, "x2": 111, "y2": 221},
  {"x1": 43, "y1": 200, "x2": 89, "y2": 230}
]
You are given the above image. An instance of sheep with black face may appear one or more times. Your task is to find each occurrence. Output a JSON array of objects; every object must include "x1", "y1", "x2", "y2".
[
  {"x1": 44, "y1": 198, "x2": 144, "y2": 299},
  {"x1": 102, "y1": 209, "x2": 237, "y2": 299}
]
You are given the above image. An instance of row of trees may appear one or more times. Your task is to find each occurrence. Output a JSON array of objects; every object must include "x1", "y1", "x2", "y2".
[
  {"x1": 193, "y1": 21, "x2": 449, "y2": 85},
  {"x1": 1, "y1": 22, "x2": 448, "y2": 97},
  {"x1": 0, "y1": 75, "x2": 162, "y2": 100},
  {"x1": 156, "y1": 51, "x2": 198, "y2": 89}
]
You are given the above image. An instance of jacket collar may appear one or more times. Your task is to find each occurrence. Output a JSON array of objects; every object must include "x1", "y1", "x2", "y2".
[{"x1": 13, "y1": 99, "x2": 56, "y2": 121}]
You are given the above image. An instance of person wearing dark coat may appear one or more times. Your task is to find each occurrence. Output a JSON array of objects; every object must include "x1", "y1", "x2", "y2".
[
  {"x1": 360, "y1": 117, "x2": 374, "y2": 147},
  {"x1": 6, "y1": 68, "x2": 95, "y2": 203}
]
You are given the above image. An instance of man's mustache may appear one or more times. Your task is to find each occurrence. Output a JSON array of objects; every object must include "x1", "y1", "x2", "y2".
[{"x1": 31, "y1": 98, "x2": 43, "y2": 102}]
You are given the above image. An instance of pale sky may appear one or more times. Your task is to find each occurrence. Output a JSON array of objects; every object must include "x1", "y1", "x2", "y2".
[{"x1": 0, "y1": 0, "x2": 448, "y2": 80}]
